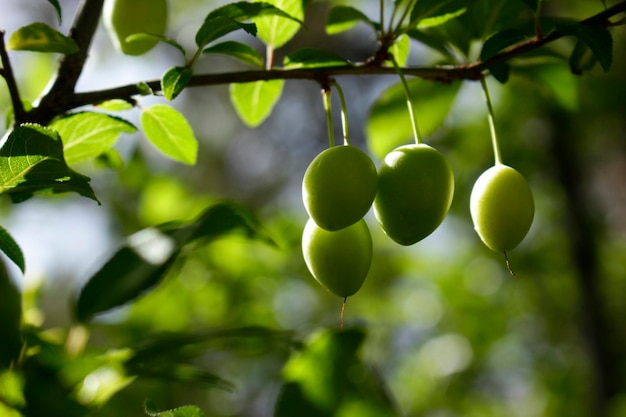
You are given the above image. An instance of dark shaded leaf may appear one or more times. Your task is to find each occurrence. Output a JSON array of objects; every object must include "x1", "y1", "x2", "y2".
[
  {"x1": 0, "y1": 259, "x2": 22, "y2": 369},
  {"x1": 554, "y1": 20, "x2": 613, "y2": 72},
  {"x1": 569, "y1": 39, "x2": 598, "y2": 75},
  {"x1": 203, "y1": 41, "x2": 264, "y2": 67},
  {"x1": 0, "y1": 225, "x2": 25, "y2": 273},
  {"x1": 283, "y1": 48, "x2": 348, "y2": 69},
  {"x1": 326, "y1": 5, "x2": 378, "y2": 35},
  {"x1": 47, "y1": 0, "x2": 62, "y2": 24},
  {"x1": 145, "y1": 400, "x2": 206, "y2": 417},
  {"x1": 127, "y1": 33, "x2": 186, "y2": 56},
  {"x1": 74, "y1": 202, "x2": 274, "y2": 322}
]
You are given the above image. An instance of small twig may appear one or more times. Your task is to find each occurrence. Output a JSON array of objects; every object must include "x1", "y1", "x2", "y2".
[
  {"x1": 340, "y1": 296, "x2": 347, "y2": 331},
  {"x1": 503, "y1": 251, "x2": 519, "y2": 279},
  {"x1": 0, "y1": 30, "x2": 26, "y2": 124}
]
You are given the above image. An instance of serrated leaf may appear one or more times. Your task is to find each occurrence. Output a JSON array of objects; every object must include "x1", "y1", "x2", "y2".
[
  {"x1": 47, "y1": 0, "x2": 62, "y2": 24},
  {"x1": 326, "y1": 5, "x2": 377, "y2": 35},
  {"x1": 141, "y1": 105, "x2": 198, "y2": 165},
  {"x1": 481, "y1": 29, "x2": 529, "y2": 83},
  {"x1": 203, "y1": 41, "x2": 263, "y2": 67},
  {"x1": 161, "y1": 66, "x2": 193, "y2": 101},
  {"x1": 127, "y1": 33, "x2": 186, "y2": 56},
  {"x1": 0, "y1": 225, "x2": 25, "y2": 273},
  {"x1": 49, "y1": 112, "x2": 136, "y2": 164},
  {"x1": 7, "y1": 23, "x2": 78, "y2": 54},
  {"x1": 230, "y1": 80, "x2": 284, "y2": 127},
  {"x1": 254, "y1": 0, "x2": 305, "y2": 48},
  {"x1": 145, "y1": 401, "x2": 206, "y2": 417},
  {"x1": 569, "y1": 39, "x2": 598, "y2": 75},
  {"x1": 554, "y1": 20, "x2": 612, "y2": 72},
  {"x1": 409, "y1": 0, "x2": 466, "y2": 29},
  {"x1": 74, "y1": 203, "x2": 274, "y2": 322},
  {"x1": 96, "y1": 99, "x2": 134, "y2": 112},
  {"x1": 283, "y1": 48, "x2": 348, "y2": 69},
  {"x1": 366, "y1": 79, "x2": 461, "y2": 159},
  {"x1": 0, "y1": 260, "x2": 22, "y2": 368},
  {"x1": 0, "y1": 124, "x2": 98, "y2": 203}
]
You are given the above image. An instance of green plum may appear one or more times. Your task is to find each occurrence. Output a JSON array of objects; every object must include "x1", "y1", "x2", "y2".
[
  {"x1": 302, "y1": 218, "x2": 372, "y2": 298},
  {"x1": 103, "y1": 0, "x2": 168, "y2": 56},
  {"x1": 302, "y1": 145, "x2": 377, "y2": 231},
  {"x1": 470, "y1": 164, "x2": 534, "y2": 252},
  {"x1": 373, "y1": 144, "x2": 454, "y2": 245}
]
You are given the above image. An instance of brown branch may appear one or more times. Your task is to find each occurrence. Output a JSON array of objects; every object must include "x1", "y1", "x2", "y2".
[
  {"x1": 27, "y1": 0, "x2": 105, "y2": 124},
  {"x1": 0, "y1": 30, "x2": 26, "y2": 124},
  {"x1": 23, "y1": 0, "x2": 626, "y2": 124}
]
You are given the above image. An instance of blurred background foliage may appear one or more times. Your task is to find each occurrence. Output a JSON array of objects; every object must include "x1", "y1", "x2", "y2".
[{"x1": 1, "y1": 0, "x2": 626, "y2": 416}]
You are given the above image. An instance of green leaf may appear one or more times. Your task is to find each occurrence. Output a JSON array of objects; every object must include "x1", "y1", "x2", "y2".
[
  {"x1": 569, "y1": 39, "x2": 598, "y2": 75},
  {"x1": 74, "y1": 202, "x2": 274, "y2": 322},
  {"x1": 366, "y1": 79, "x2": 461, "y2": 159},
  {"x1": 49, "y1": 112, "x2": 136, "y2": 164},
  {"x1": 96, "y1": 99, "x2": 134, "y2": 112},
  {"x1": 407, "y1": 29, "x2": 454, "y2": 60},
  {"x1": 47, "y1": 0, "x2": 62, "y2": 24},
  {"x1": 480, "y1": 29, "x2": 529, "y2": 83},
  {"x1": 230, "y1": 80, "x2": 284, "y2": 127},
  {"x1": 554, "y1": 20, "x2": 613, "y2": 72},
  {"x1": 127, "y1": 33, "x2": 187, "y2": 56},
  {"x1": 141, "y1": 105, "x2": 198, "y2": 165},
  {"x1": 0, "y1": 260, "x2": 22, "y2": 368},
  {"x1": 254, "y1": 0, "x2": 305, "y2": 48},
  {"x1": 7, "y1": 23, "x2": 78, "y2": 54},
  {"x1": 0, "y1": 225, "x2": 25, "y2": 273},
  {"x1": 326, "y1": 5, "x2": 377, "y2": 35},
  {"x1": 517, "y1": 62, "x2": 578, "y2": 111},
  {"x1": 161, "y1": 66, "x2": 193, "y2": 101},
  {"x1": 0, "y1": 124, "x2": 98, "y2": 203},
  {"x1": 145, "y1": 401, "x2": 206, "y2": 417},
  {"x1": 195, "y1": 16, "x2": 257, "y2": 49},
  {"x1": 283, "y1": 48, "x2": 348, "y2": 69},
  {"x1": 409, "y1": 0, "x2": 467, "y2": 29},
  {"x1": 202, "y1": 41, "x2": 264, "y2": 67},
  {"x1": 389, "y1": 34, "x2": 410, "y2": 67},
  {"x1": 275, "y1": 327, "x2": 398, "y2": 417}
]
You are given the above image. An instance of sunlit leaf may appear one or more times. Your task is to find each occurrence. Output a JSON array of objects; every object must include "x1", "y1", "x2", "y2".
[
  {"x1": 0, "y1": 260, "x2": 22, "y2": 368},
  {"x1": 74, "y1": 202, "x2": 274, "y2": 322},
  {"x1": 50, "y1": 112, "x2": 136, "y2": 164},
  {"x1": 254, "y1": 0, "x2": 305, "y2": 48},
  {"x1": 96, "y1": 99, "x2": 134, "y2": 112},
  {"x1": 326, "y1": 5, "x2": 377, "y2": 35},
  {"x1": 0, "y1": 124, "x2": 98, "y2": 203},
  {"x1": 0, "y1": 225, "x2": 25, "y2": 273},
  {"x1": 283, "y1": 48, "x2": 348, "y2": 69},
  {"x1": 145, "y1": 400, "x2": 206, "y2": 417},
  {"x1": 162, "y1": 66, "x2": 193, "y2": 101},
  {"x1": 230, "y1": 80, "x2": 284, "y2": 127},
  {"x1": 366, "y1": 79, "x2": 461, "y2": 159},
  {"x1": 409, "y1": 0, "x2": 466, "y2": 29},
  {"x1": 141, "y1": 105, "x2": 198, "y2": 165},
  {"x1": 203, "y1": 41, "x2": 264, "y2": 67},
  {"x1": 389, "y1": 34, "x2": 410, "y2": 66},
  {"x1": 7, "y1": 22, "x2": 78, "y2": 54},
  {"x1": 195, "y1": 16, "x2": 257, "y2": 49}
]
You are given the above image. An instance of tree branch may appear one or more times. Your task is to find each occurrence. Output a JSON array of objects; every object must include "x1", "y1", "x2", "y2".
[
  {"x1": 24, "y1": 0, "x2": 626, "y2": 124},
  {"x1": 0, "y1": 30, "x2": 26, "y2": 124},
  {"x1": 28, "y1": 0, "x2": 105, "y2": 124}
]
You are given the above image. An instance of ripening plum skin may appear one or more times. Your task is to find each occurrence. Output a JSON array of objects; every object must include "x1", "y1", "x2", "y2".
[
  {"x1": 470, "y1": 164, "x2": 534, "y2": 252},
  {"x1": 302, "y1": 145, "x2": 377, "y2": 231},
  {"x1": 302, "y1": 218, "x2": 372, "y2": 298},
  {"x1": 373, "y1": 144, "x2": 454, "y2": 246}
]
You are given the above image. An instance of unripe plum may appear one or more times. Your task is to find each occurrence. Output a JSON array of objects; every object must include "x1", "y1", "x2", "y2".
[
  {"x1": 470, "y1": 164, "x2": 534, "y2": 252},
  {"x1": 302, "y1": 218, "x2": 372, "y2": 298}
]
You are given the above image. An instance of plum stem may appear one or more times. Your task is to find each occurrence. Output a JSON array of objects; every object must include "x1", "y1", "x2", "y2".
[
  {"x1": 391, "y1": 55, "x2": 422, "y2": 144},
  {"x1": 503, "y1": 251, "x2": 519, "y2": 278},
  {"x1": 332, "y1": 81, "x2": 351, "y2": 145},
  {"x1": 321, "y1": 86, "x2": 335, "y2": 148},
  {"x1": 340, "y1": 296, "x2": 347, "y2": 331},
  {"x1": 480, "y1": 76, "x2": 503, "y2": 165}
]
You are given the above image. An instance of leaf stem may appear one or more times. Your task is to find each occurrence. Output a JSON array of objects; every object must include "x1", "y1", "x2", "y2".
[
  {"x1": 331, "y1": 81, "x2": 350, "y2": 145},
  {"x1": 391, "y1": 0, "x2": 418, "y2": 38},
  {"x1": 391, "y1": 55, "x2": 422, "y2": 144},
  {"x1": 480, "y1": 76, "x2": 502, "y2": 165},
  {"x1": 321, "y1": 86, "x2": 335, "y2": 148}
]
